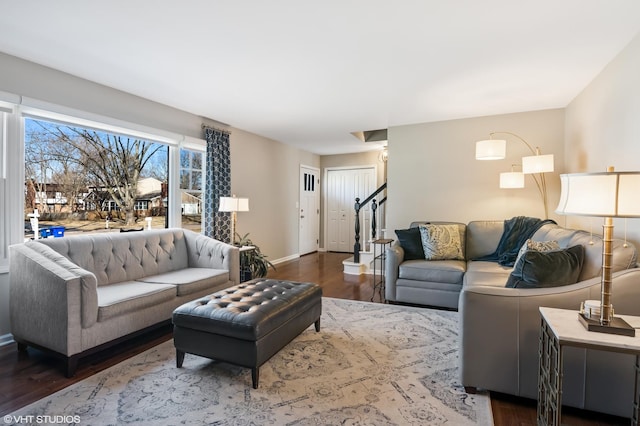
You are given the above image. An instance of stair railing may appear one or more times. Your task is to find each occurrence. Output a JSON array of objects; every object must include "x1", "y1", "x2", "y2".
[{"x1": 353, "y1": 182, "x2": 387, "y2": 263}]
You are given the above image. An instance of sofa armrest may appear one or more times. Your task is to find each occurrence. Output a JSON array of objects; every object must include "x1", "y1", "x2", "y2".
[
  {"x1": 459, "y1": 268, "x2": 640, "y2": 399},
  {"x1": 9, "y1": 243, "x2": 98, "y2": 356},
  {"x1": 184, "y1": 232, "x2": 240, "y2": 285},
  {"x1": 384, "y1": 243, "x2": 404, "y2": 301}
]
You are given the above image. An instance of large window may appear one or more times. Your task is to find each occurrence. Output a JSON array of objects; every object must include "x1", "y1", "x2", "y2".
[
  {"x1": 179, "y1": 148, "x2": 204, "y2": 232},
  {"x1": 0, "y1": 98, "x2": 206, "y2": 271},
  {"x1": 0, "y1": 109, "x2": 8, "y2": 263},
  {"x1": 24, "y1": 118, "x2": 169, "y2": 236}
]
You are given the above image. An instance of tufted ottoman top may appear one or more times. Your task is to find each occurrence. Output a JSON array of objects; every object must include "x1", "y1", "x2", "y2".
[{"x1": 172, "y1": 279, "x2": 322, "y2": 341}]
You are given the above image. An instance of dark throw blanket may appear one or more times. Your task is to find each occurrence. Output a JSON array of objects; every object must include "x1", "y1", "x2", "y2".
[{"x1": 476, "y1": 216, "x2": 557, "y2": 267}]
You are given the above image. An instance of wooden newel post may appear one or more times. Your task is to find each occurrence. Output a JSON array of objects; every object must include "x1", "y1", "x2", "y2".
[
  {"x1": 371, "y1": 199, "x2": 378, "y2": 240},
  {"x1": 354, "y1": 197, "x2": 361, "y2": 263}
]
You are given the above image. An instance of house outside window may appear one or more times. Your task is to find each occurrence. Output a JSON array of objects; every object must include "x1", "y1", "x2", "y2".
[
  {"x1": 24, "y1": 118, "x2": 169, "y2": 235},
  {"x1": 179, "y1": 148, "x2": 204, "y2": 232},
  {"x1": 134, "y1": 200, "x2": 149, "y2": 211}
]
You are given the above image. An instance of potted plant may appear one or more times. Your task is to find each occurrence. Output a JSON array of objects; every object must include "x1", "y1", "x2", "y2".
[{"x1": 234, "y1": 232, "x2": 275, "y2": 281}]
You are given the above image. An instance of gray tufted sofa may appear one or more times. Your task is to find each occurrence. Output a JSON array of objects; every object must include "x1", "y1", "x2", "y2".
[
  {"x1": 9, "y1": 228, "x2": 239, "y2": 376},
  {"x1": 386, "y1": 220, "x2": 640, "y2": 417}
]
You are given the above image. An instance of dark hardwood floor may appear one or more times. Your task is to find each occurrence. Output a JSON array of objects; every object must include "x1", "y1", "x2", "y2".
[{"x1": 0, "y1": 252, "x2": 628, "y2": 425}]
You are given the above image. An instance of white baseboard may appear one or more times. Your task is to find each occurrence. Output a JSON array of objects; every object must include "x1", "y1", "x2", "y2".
[
  {"x1": 271, "y1": 253, "x2": 300, "y2": 265},
  {"x1": 0, "y1": 333, "x2": 14, "y2": 347}
]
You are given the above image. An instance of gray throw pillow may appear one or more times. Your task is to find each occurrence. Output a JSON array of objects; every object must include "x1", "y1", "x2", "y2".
[{"x1": 505, "y1": 244, "x2": 585, "y2": 289}]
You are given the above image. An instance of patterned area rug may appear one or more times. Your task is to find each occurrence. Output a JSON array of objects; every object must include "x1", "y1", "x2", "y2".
[{"x1": 8, "y1": 298, "x2": 492, "y2": 425}]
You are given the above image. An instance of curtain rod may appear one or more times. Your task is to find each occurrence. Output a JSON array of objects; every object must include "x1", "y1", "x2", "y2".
[{"x1": 201, "y1": 124, "x2": 231, "y2": 134}]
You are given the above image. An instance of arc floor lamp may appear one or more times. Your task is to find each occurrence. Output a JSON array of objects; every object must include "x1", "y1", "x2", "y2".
[{"x1": 476, "y1": 132, "x2": 554, "y2": 219}]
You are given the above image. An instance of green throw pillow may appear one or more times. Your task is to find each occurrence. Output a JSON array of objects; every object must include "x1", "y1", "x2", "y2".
[
  {"x1": 395, "y1": 227, "x2": 425, "y2": 260},
  {"x1": 505, "y1": 244, "x2": 585, "y2": 289}
]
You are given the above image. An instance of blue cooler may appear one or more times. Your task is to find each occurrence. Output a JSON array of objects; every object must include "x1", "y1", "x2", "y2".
[{"x1": 50, "y1": 226, "x2": 65, "y2": 237}]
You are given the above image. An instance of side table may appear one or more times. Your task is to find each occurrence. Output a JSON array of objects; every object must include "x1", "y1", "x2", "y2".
[
  {"x1": 371, "y1": 238, "x2": 393, "y2": 302},
  {"x1": 537, "y1": 307, "x2": 640, "y2": 426}
]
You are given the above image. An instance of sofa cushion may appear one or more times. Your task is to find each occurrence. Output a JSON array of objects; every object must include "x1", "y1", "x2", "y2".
[
  {"x1": 419, "y1": 224, "x2": 464, "y2": 260},
  {"x1": 97, "y1": 281, "x2": 176, "y2": 322},
  {"x1": 464, "y1": 261, "x2": 513, "y2": 287},
  {"x1": 395, "y1": 227, "x2": 425, "y2": 260},
  {"x1": 399, "y1": 259, "x2": 465, "y2": 284},
  {"x1": 137, "y1": 268, "x2": 230, "y2": 296},
  {"x1": 505, "y1": 245, "x2": 585, "y2": 289}
]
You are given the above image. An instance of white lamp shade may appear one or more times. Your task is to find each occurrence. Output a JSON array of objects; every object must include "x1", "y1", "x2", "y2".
[
  {"x1": 218, "y1": 197, "x2": 236, "y2": 212},
  {"x1": 476, "y1": 139, "x2": 506, "y2": 160},
  {"x1": 500, "y1": 172, "x2": 525, "y2": 188},
  {"x1": 556, "y1": 171, "x2": 640, "y2": 217},
  {"x1": 522, "y1": 154, "x2": 554, "y2": 174},
  {"x1": 218, "y1": 196, "x2": 250, "y2": 212},
  {"x1": 237, "y1": 198, "x2": 250, "y2": 212}
]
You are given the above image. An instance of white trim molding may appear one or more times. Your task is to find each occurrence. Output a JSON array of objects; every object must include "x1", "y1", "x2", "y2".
[{"x1": 0, "y1": 333, "x2": 14, "y2": 347}]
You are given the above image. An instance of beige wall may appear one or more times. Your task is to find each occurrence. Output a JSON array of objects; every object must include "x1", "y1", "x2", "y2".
[
  {"x1": 0, "y1": 52, "x2": 211, "y2": 139},
  {"x1": 564, "y1": 32, "x2": 640, "y2": 248},
  {"x1": 230, "y1": 128, "x2": 320, "y2": 262},
  {"x1": 386, "y1": 109, "x2": 566, "y2": 234}
]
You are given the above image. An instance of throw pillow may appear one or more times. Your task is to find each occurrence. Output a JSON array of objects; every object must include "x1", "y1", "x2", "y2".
[
  {"x1": 513, "y1": 239, "x2": 560, "y2": 267},
  {"x1": 394, "y1": 227, "x2": 425, "y2": 260},
  {"x1": 505, "y1": 244, "x2": 585, "y2": 289},
  {"x1": 419, "y1": 224, "x2": 464, "y2": 260}
]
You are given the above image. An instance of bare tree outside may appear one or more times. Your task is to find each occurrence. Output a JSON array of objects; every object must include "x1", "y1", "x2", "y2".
[
  {"x1": 25, "y1": 119, "x2": 167, "y2": 228},
  {"x1": 59, "y1": 128, "x2": 163, "y2": 225}
]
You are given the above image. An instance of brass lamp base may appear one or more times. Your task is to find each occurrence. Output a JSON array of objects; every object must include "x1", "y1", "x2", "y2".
[{"x1": 578, "y1": 312, "x2": 636, "y2": 337}]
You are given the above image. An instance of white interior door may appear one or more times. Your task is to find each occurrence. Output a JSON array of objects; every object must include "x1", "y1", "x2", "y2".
[
  {"x1": 299, "y1": 165, "x2": 320, "y2": 255},
  {"x1": 326, "y1": 167, "x2": 376, "y2": 253}
]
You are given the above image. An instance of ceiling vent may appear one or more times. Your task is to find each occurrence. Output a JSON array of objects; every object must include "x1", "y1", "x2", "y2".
[{"x1": 351, "y1": 129, "x2": 387, "y2": 143}]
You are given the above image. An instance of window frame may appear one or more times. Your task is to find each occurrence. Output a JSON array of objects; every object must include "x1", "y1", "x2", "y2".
[{"x1": 0, "y1": 96, "x2": 206, "y2": 272}]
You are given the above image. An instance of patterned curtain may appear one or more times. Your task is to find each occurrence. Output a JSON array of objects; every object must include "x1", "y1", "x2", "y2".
[{"x1": 203, "y1": 127, "x2": 231, "y2": 242}]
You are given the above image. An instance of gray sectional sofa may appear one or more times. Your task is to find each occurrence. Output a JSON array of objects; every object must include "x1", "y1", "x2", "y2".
[
  {"x1": 385, "y1": 219, "x2": 640, "y2": 417},
  {"x1": 9, "y1": 228, "x2": 239, "y2": 376}
]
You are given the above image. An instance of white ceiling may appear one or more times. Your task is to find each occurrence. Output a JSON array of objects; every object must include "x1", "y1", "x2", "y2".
[{"x1": 1, "y1": 1, "x2": 639, "y2": 155}]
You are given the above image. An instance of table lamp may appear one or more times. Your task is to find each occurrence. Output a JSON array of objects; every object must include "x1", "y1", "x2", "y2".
[
  {"x1": 218, "y1": 195, "x2": 249, "y2": 244},
  {"x1": 556, "y1": 166, "x2": 640, "y2": 336}
]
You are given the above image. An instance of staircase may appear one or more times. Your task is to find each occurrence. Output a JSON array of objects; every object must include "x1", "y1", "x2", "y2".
[{"x1": 342, "y1": 182, "x2": 387, "y2": 275}]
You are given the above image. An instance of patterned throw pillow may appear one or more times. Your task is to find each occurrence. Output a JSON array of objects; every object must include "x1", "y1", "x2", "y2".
[
  {"x1": 419, "y1": 224, "x2": 464, "y2": 260},
  {"x1": 514, "y1": 239, "x2": 560, "y2": 267}
]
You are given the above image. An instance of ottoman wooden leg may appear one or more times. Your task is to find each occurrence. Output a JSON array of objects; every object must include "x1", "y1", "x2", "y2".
[
  {"x1": 315, "y1": 318, "x2": 321, "y2": 332},
  {"x1": 252, "y1": 367, "x2": 259, "y2": 389},
  {"x1": 176, "y1": 350, "x2": 185, "y2": 368}
]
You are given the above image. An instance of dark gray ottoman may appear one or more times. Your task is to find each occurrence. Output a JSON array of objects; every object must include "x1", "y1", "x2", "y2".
[{"x1": 172, "y1": 278, "x2": 322, "y2": 388}]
